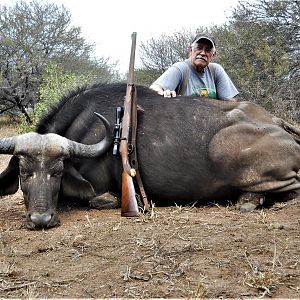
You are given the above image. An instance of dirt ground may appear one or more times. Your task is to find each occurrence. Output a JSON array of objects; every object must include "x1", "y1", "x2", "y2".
[{"x1": 0, "y1": 122, "x2": 299, "y2": 299}]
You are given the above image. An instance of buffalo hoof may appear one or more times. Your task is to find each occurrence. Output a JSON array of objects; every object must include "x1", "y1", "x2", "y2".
[
  {"x1": 236, "y1": 192, "x2": 265, "y2": 213},
  {"x1": 89, "y1": 192, "x2": 119, "y2": 209}
]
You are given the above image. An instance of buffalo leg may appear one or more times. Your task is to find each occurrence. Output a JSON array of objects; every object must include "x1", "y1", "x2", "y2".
[{"x1": 89, "y1": 192, "x2": 120, "y2": 209}]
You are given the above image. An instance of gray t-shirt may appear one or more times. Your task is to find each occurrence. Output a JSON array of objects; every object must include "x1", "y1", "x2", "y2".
[{"x1": 154, "y1": 59, "x2": 239, "y2": 100}]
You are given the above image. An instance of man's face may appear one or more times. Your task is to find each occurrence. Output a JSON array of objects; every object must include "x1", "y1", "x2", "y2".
[{"x1": 189, "y1": 40, "x2": 216, "y2": 72}]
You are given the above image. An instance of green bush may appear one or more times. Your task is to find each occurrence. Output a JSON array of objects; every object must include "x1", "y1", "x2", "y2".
[{"x1": 18, "y1": 63, "x2": 96, "y2": 133}]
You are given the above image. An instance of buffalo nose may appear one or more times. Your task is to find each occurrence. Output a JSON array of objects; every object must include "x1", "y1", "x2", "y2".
[{"x1": 30, "y1": 212, "x2": 52, "y2": 227}]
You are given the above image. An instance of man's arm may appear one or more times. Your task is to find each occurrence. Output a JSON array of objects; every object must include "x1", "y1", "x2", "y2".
[
  {"x1": 228, "y1": 97, "x2": 239, "y2": 102},
  {"x1": 149, "y1": 83, "x2": 177, "y2": 98},
  {"x1": 212, "y1": 63, "x2": 239, "y2": 100}
]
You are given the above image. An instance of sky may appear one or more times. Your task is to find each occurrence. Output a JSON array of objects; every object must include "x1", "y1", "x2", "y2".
[{"x1": 0, "y1": 0, "x2": 240, "y2": 75}]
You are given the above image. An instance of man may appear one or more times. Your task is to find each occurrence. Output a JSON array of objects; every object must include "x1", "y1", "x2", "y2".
[{"x1": 150, "y1": 35, "x2": 239, "y2": 101}]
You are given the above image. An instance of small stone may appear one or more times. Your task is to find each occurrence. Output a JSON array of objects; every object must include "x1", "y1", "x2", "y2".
[{"x1": 239, "y1": 202, "x2": 256, "y2": 213}]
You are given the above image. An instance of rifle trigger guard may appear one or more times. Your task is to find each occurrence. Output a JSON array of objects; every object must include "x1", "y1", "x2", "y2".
[{"x1": 128, "y1": 143, "x2": 134, "y2": 154}]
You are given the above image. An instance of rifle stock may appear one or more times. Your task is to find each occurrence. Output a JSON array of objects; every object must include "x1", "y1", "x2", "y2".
[
  {"x1": 120, "y1": 32, "x2": 139, "y2": 217},
  {"x1": 121, "y1": 167, "x2": 139, "y2": 217}
]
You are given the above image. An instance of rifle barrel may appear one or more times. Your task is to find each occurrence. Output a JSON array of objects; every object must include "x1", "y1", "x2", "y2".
[{"x1": 127, "y1": 32, "x2": 137, "y2": 86}]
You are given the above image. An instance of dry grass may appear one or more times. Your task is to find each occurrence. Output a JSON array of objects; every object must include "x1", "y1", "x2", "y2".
[
  {"x1": 0, "y1": 121, "x2": 299, "y2": 298},
  {"x1": 0, "y1": 199, "x2": 299, "y2": 298},
  {"x1": 0, "y1": 116, "x2": 19, "y2": 137}
]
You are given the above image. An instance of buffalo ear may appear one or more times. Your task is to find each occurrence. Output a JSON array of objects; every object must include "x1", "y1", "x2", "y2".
[
  {"x1": 0, "y1": 156, "x2": 20, "y2": 196},
  {"x1": 61, "y1": 162, "x2": 96, "y2": 200}
]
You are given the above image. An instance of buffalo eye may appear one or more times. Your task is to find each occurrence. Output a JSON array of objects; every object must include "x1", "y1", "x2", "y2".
[
  {"x1": 19, "y1": 169, "x2": 34, "y2": 180},
  {"x1": 50, "y1": 171, "x2": 63, "y2": 178},
  {"x1": 49, "y1": 160, "x2": 64, "y2": 178}
]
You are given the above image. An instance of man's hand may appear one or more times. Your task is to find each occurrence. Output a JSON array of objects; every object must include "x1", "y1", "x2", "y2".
[
  {"x1": 161, "y1": 89, "x2": 176, "y2": 98},
  {"x1": 150, "y1": 83, "x2": 177, "y2": 98}
]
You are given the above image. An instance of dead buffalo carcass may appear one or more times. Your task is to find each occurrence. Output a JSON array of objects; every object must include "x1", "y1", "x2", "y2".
[{"x1": 1, "y1": 83, "x2": 300, "y2": 229}]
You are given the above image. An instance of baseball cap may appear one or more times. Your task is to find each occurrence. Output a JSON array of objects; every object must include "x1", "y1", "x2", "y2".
[{"x1": 191, "y1": 35, "x2": 216, "y2": 49}]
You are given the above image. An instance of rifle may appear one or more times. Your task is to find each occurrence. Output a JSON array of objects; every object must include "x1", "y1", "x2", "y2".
[{"x1": 119, "y1": 32, "x2": 139, "y2": 217}]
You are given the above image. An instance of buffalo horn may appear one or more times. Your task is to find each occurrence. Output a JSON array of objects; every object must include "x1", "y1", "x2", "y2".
[
  {"x1": 67, "y1": 112, "x2": 113, "y2": 158},
  {"x1": 0, "y1": 136, "x2": 17, "y2": 154}
]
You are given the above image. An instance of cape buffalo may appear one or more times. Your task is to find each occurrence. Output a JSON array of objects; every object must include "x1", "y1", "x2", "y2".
[{"x1": 1, "y1": 83, "x2": 300, "y2": 229}]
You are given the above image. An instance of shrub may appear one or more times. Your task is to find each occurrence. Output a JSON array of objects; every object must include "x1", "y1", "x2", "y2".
[{"x1": 18, "y1": 63, "x2": 96, "y2": 133}]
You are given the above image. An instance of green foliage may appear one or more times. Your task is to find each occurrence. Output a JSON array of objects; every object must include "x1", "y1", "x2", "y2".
[
  {"x1": 138, "y1": 0, "x2": 299, "y2": 122},
  {"x1": 18, "y1": 63, "x2": 94, "y2": 133},
  {"x1": 135, "y1": 68, "x2": 162, "y2": 86},
  {"x1": 139, "y1": 28, "x2": 197, "y2": 74},
  {"x1": 212, "y1": 0, "x2": 299, "y2": 121},
  {"x1": 0, "y1": 0, "x2": 119, "y2": 120}
]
